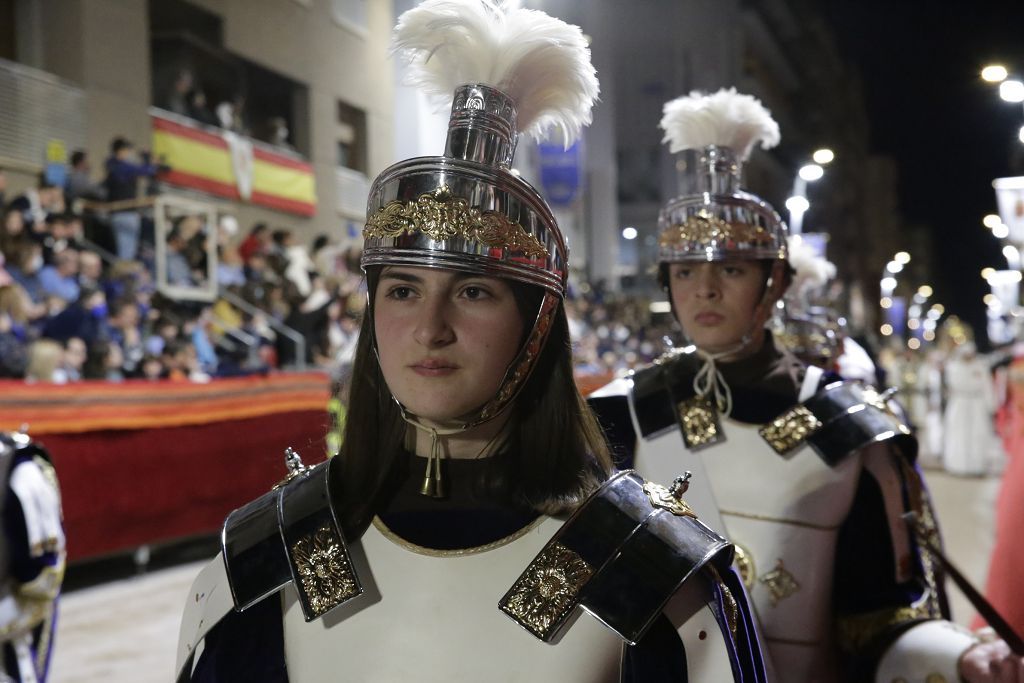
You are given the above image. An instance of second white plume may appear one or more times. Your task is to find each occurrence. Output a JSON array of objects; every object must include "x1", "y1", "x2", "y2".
[
  {"x1": 392, "y1": 0, "x2": 599, "y2": 146},
  {"x1": 660, "y1": 87, "x2": 780, "y2": 159}
]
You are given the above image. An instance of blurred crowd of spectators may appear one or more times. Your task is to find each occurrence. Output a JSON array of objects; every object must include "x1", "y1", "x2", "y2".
[
  {"x1": 0, "y1": 133, "x2": 675, "y2": 386},
  {"x1": 0, "y1": 136, "x2": 365, "y2": 384}
]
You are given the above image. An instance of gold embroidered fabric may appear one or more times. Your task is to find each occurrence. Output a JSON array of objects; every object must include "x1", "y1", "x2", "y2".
[
  {"x1": 501, "y1": 542, "x2": 593, "y2": 640},
  {"x1": 759, "y1": 405, "x2": 823, "y2": 455},
  {"x1": 759, "y1": 559, "x2": 800, "y2": 606},
  {"x1": 291, "y1": 524, "x2": 360, "y2": 617},
  {"x1": 364, "y1": 186, "x2": 549, "y2": 259},
  {"x1": 658, "y1": 210, "x2": 773, "y2": 250},
  {"x1": 835, "y1": 598, "x2": 933, "y2": 653},
  {"x1": 677, "y1": 395, "x2": 723, "y2": 449}
]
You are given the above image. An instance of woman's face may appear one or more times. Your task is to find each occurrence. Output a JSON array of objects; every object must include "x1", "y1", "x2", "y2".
[
  {"x1": 374, "y1": 266, "x2": 525, "y2": 427},
  {"x1": 668, "y1": 259, "x2": 771, "y2": 354}
]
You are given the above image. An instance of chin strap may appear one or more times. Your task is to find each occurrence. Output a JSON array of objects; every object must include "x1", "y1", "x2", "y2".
[
  {"x1": 693, "y1": 344, "x2": 743, "y2": 417},
  {"x1": 401, "y1": 417, "x2": 465, "y2": 499}
]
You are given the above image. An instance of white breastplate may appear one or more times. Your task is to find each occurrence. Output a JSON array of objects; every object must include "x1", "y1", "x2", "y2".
[
  {"x1": 282, "y1": 516, "x2": 624, "y2": 683},
  {"x1": 633, "y1": 416, "x2": 863, "y2": 682}
]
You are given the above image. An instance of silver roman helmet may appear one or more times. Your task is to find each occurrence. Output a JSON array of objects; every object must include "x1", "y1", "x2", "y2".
[
  {"x1": 657, "y1": 88, "x2": 787, "y2": 265},
  {"x1": 361, "y1": 0, "x2": 598, "y2": 427}
]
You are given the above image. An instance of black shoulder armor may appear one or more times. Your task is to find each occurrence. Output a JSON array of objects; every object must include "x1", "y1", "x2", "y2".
[
  {"x1": 500, "y1": 470, "x2": 732, "y2": 646},
  {"x1": 221, "y1": 456, "x2": 363, "y2": 622},
  {"x1": 760, "y1": 381, "x2": 916, "y2": 466}
]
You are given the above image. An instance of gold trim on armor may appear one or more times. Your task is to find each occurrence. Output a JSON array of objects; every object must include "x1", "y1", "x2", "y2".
[
  {"x1": 677, "y1": 395, "x2": 724, "y2": 450},
  {"x1": 643, "y1": 480, "x2": 698, "y2": 519},
  {"x1": 658, "y1": 210, "x2": 773, "y2": 250},
  {"x1": 732, "y1": 543, "x2": 756, "y2": 590},
  {"x1": 758, "y1": 405, "x2": 823, "y2": 455},
  {"x1": 759, "y1": 559, "x2": 800, "y2": 606},
  {"x1": 290, "y1": 524, "x2": 361, "y2": 617},
  {"x1": 363, "y1": 186, "x2": 549, "y2": 260},
  {"x1": 500, "y1": 542, "x2": 593, "y2": 640},
  {"x1": 372, "y1": 515, "x2": 544, "y2": 558},
  {"x1": 835, "y1": 595, "x2": 934, "y2": 653},
  {"x1": 719, "y1": 509, "x2": 841, "y2": 531}
]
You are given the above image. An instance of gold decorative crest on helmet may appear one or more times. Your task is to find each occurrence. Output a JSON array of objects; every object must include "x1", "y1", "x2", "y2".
[
  {"x1": 658, "y1": 209, "x2": 773, "y2": 251},
  {"x1": 364, "y1": 186, "x2": 549, "y2": 261}
]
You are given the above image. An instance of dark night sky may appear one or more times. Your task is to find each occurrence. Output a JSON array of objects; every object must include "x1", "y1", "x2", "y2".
[{"x1": 821, "y1": 1, "x2": 1024, "y2": 346}]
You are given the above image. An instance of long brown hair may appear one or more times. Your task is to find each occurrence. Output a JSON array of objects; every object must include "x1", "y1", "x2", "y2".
[{"x1": 330, "y1": 268, "x2": 613, "y2": 536}]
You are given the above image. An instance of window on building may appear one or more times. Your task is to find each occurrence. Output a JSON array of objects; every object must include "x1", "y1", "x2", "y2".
[
  {"x1": 337, "y1": 100, "x2": 367, "y2": 173},
  {"x1": 0, "y1": 0, "x2": 15, "y2": 62},
  {"x1": 148, "y1": 0, "x2": 310, "y2": 156}
]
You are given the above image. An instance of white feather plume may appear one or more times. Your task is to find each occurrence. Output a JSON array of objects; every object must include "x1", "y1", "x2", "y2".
[
  {"x1": 787, "y1": 234, "x2": 836, "y2": 296},
  {"x1": 659, "y1": 87, "x2": 780, "y2": 159},
  {"x1": 392, "y1": 0, "x2": 599, "y2": 145}
]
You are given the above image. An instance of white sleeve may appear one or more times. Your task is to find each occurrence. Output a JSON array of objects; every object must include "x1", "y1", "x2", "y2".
[
  {"x1": 873, "y1": 620, "x2": 977, "y2": 682},
  {"x1": 9, "y1": 459, "x2": 64, "y2": 556}
]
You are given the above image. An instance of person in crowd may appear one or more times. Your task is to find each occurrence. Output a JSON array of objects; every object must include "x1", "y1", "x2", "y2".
[
  {"x1": 64, "y1": 150, "x2": 106, "y2": 206},
  {"x1": 589, "y1": 88, "x2": 1023, "y2": 682},
  {"x1": 7, "y1": 243, "x2": 46, "y2": 306},
  {"x1": 0, "y1": 430, "x2": 65, "y2": 683},
  {"x1": 82, "y1": 338, "x2": 124, "y2": 382},
  {"x1": 61, "y1": 336, "x2": 87, "y2": 382},
  {"x1": 0, "y1": 208, "x2": 28, "y2": 258},
  {"x1": 0, "y1": 168, "x2": 6, "y2": 212},
  {"x1": 106, "y1": 297, "x2": 144, "y2": 376},
  {"x1": 176, "y1": 3, "x2": 767, "y2": 681},
  {"x1": 37, "y1": 247, "x2": 80, "y2": 304},
  {"x1": 166, "y1": 68, "x2": 194, "y2": 117},
  {"x1": 237, "y1": 222, "x2": 270, "y2": 264},
  {"x1": 103, "y1": 137, "x2": 160, "y2": 261},
  {"x1": 943, "y1": 342, "x2": 1004, "y2": 476},
  {"x1": 0, "y1": 284, "x2": 31, "y2": 377},
  {"x1": 139, "y1": 353, "x2": 165, "y2": 381},
  {"x1": 216, "y1": 244, "x2": 246, "y2": 288},
  {"x1": 25, "y1": 339, "x2": 64, "y2": 383},
  {"x1": 77, "y1": 250, "x2": 104, "y2": 291},
  {"x1": 7, "y1": 177, "x2": 64, "y2": 232},
  {"x1": 164, "y1": 227, "x2": 195, "y2": 287},
  {"x1": 41, "y1": 287, "x2": 106, "y2": 346},
  {"x1": 187, "y1": 89, "x2": 219, "y2": 127}
]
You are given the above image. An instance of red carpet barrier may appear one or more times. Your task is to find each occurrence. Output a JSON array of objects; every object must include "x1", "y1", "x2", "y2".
[{"x1": 0, "y1": 374, "x2": 330, "y2": 561}]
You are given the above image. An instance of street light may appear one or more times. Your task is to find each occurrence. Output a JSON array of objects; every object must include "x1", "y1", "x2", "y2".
[
  {"x1": 982, "y1": 64, "x2": 1009, "y2": 82},
  {"x1": 1000, "y1": 80, "x2": 1024, "y2": 103},
  {"x1": 984, "y1": 214, "x2": 1003, "y2": 229},
  {"x1": 787, "y1": 151, "x2": 835, "y2": 235},
  {"x1": 812, "y1": 148, "x2": 835, "y2": 164}
]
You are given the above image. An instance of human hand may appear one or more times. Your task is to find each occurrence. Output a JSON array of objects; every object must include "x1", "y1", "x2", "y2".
[{"x1": 960, "y1": 638, "x2": 1024, "y2": 682}]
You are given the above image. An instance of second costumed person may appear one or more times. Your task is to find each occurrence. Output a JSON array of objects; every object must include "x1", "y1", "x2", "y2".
[{"x1": 590, "y1": 88, "x2": 1023, "y2": 682}]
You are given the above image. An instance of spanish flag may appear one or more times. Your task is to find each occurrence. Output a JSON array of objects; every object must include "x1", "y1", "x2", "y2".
[{"x1": 152, "y1": 114, "x2": 317, "y2": 217}]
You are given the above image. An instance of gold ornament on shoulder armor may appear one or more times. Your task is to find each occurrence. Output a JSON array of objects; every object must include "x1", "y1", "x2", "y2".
[
  {"x1": 759, "y1": 405, "x2": 823, "y2": 455},
  {"x1": 291, "y1": 524, "x2": 361, "y2": 617},
  {"x1": 677, "y1": 395, "x2": 724, "y2": 450},
  {"x1": 659, "y1": 210, "x2": 773, "y2": 250},
  {"x1": 363, "y1": 186, "x2": 549, "y2": 260},
  {"x1": 643, "y1": 476, "x2": 698, "y2": 519},
  {"x1": 500, "y1": 543, "x2": 593, "y2": 640}
]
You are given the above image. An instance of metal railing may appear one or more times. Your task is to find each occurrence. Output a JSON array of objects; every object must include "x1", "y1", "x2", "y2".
[{"x1": 217, "y1": 286, "x2": 307, "y2": 371}]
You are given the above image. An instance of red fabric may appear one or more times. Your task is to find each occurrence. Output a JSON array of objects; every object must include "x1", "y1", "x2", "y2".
[
  {"x1": 40, "y1": 410, "x2": 329, "y2": 562},
  {"x1": 974, "y1": 369, "x2": 1024, "y2": 634}
]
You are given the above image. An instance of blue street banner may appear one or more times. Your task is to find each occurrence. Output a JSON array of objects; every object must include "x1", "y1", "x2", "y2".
[{"x1": 538, "y1": 141, "x2": 581, "y2": 207}]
